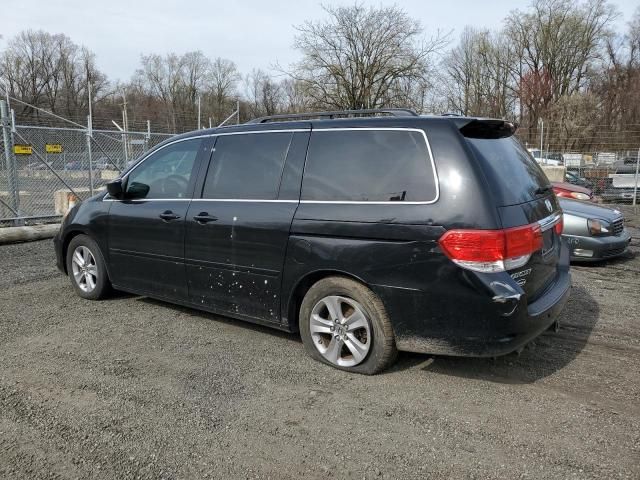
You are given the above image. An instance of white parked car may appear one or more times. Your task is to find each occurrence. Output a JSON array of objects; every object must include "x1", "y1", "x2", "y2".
[{"x1": 527, "y1": 148, "x2": 562, "y2": 166}]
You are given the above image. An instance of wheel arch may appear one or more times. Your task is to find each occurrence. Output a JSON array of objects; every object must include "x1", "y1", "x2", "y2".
[
  {"x1": 285, "y1": 269, "x2": 369, "y2": 332},
  {"x1": 61, "y1": 228, "x2": 90, "y2": 274},
  {"x1": 61, "y1": 227, "x2": 111, "y2": 279}
]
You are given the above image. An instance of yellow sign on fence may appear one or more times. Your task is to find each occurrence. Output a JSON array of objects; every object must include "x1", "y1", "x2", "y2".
[
  {"x1": 13, "y1": 144, "x2": 33, "y2": 155},
  {"x1": 46, "y1": 143, "x2": 63, "y2": 153}
]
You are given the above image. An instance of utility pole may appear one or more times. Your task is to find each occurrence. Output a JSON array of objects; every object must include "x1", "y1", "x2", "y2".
[
  {"x1": 197, "y1": 95, "x2": 201, "y2": 129},
  {"x1": 538, "y1": 118, "x2": 544, "y2": 163},
  {"x1": 3, "y1": 79, "x2": 10, "y2": 112},
  {"x1": 86, "y1": 82, "x2": 94, "y2": 195},
  {"x1": 236, "y1": 99, "x2": 240, "y2": 124},
  {"x1": 121, "y1": 92, "x2": 129, "y2": 132},
  {"x1": 121, "y1": 91, "x2": 129, "y2": 169},
  {"x1": 88, "y1": 81, "x2": 93, "y2": 124}
]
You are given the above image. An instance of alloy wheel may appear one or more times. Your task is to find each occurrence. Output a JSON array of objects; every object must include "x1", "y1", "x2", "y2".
[
  {"x1": 309, "y1": 295, "x2": 372, "y2": 367},
  {"x1": 71, "y1": 246, "x2": 98, "y2": 293}
]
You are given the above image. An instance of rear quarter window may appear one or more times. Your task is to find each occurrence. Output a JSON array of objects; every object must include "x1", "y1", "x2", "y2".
[
  {"x1": 301, "y1": 129, "x2": 437, "y2": 202},
  {"x1": 465, "y1": 136, "x2": 550, "y2": 207}
]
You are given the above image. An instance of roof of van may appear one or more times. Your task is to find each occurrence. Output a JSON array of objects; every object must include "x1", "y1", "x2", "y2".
[{"x1": 161, "y1": 113, "x2": 516, "y2": 146}]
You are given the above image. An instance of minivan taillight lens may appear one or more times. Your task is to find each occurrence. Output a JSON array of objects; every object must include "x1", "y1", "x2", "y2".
[{"x1": 438, "y1": 224, "x2": 543, "y2": 273}]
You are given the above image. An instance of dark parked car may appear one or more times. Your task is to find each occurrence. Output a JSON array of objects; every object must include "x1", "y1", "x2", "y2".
[
  {"x1": 64, "y1": 161, "x2": 83, "y2": 170},
  {"x1": 54, "y1": 109, "x2": 570, "y2": 374},
  {"x1": 565, "y1": 170, "x2": 593, "y2": 189},
  {"x1": 611, "y1": 157, "x2": 639, "y2": 173},
  {"x1": 597, "y1": 159, "x2": 640, "y2": 203},
  {"x1": 560, "y1": 198, "x2": 631, "y2": 261},
  {"x1": 26, "y1": 161, "x2": 52, "y2": 170},
  {"x1": 599, "y1": 183, "x2": 640, "y2": 203}
]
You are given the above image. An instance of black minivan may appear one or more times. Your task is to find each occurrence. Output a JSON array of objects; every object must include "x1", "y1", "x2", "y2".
[{"x1": 54, "y1": 109, "x2": 570, "y2": 374}]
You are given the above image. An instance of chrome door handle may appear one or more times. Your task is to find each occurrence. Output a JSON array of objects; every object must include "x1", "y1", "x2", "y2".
[
  {"x1": 193, "y1": 212, "x2": 218, "y2": 224},
  {"x1": 159, "y1": 211, "x2": 181, "y2": 221}
]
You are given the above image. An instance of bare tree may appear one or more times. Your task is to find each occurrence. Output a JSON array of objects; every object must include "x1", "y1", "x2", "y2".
[
  {"x1": 280, "y1": 78, "x2": 311, "y2": 113},
  {"x1": 287, "y1": 4, "x2": 448, "y2": 110},
  {"x1": 2, "y1": 3, "x2": 638, "y2": 151},
  {"x1": 505, "y1": 0, "x2": 617, "y2": 139},
  {"x1": 0, "y1": 30, "x2": 107, "y2": 123},
  {"x1": 133, "y1": 53, "x2": 182, "y2": 131},
  {"x1": 206, "y1": 57, "x2": 240, "y2": 124},
  {"x1": 591, "y1": 6, "x2": 640, "y2": 130},
  {"x1": 181, "y1": 51, "x2": 211, "y2": 106},
  {"x1": 244, "y1": 69, "x2": 284, "y2": 118},
  {"x1": 131, "y1": 52, "x2": 241, "y2": 130},
  {"x1": 441, "y1": 27, "x2": 518, "y2": 118},
  {"x1": 133, "y1": 51, "x2": 214, "y2": 131}
]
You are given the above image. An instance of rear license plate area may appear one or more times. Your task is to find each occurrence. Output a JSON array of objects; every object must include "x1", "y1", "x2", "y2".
[{"x1": 541, "y1": 229, "x2": 556, "y2": 257}]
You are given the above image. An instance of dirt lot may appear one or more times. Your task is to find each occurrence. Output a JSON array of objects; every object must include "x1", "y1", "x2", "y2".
[{"x1": 1, "y1": 208, "x2": 639, "y2": 480}]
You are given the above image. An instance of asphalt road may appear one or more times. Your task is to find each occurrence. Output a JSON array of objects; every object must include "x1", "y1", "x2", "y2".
[{"x1": 1, "y1": 211, "x2": 639, "y2": 479}]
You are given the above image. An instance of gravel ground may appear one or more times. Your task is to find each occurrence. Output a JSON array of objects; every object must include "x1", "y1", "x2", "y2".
[{"x1": 1, "y1": 208, "x2": 639, "y2": 480}]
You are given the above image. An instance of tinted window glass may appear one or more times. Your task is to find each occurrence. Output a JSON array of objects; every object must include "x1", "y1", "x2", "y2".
[
  {"x1": 465, "y1": 136, "x2": 549, "y2": 206},
  {"x1": 126, "y1": 139, "x2": 201, "y2": 199},
  {"x1": 202, "y1": 132, "x2": 293, "y2": 199},
  {"x1": 301, "y1": 130, "x2": 436, "y2": 202}
]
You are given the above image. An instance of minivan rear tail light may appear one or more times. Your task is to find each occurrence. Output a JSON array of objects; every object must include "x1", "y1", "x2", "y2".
[
  {"x1": 438, "y1": 223, "x2": 543, "y2": 273},
  {"x1": 555, "y1": 216, "x2": 564, "y2": 235}
]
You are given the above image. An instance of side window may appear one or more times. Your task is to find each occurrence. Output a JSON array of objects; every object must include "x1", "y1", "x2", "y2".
[
  {"x1": 301, "y1": 130, "x2": 437, "y2": 202},
  {"x1": 126, "y1": 139, "x2": 202, "y2": 199},
  {"x1": 202, "y1": 132, "x2": 293, "y2": 199}
]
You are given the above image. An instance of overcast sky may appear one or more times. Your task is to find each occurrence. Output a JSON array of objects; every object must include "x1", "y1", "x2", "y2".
[{"x1": 3, "y1": 0, "x2": 639, "y2": 83}]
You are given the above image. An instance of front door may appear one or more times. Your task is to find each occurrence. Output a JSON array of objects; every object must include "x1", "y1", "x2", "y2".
[
  {"x1": 108, "y1": 137, "x2": 207, "y2": 300},
  {"x1": 184, "y1": 129, "x2": 309, "y2": 322}
]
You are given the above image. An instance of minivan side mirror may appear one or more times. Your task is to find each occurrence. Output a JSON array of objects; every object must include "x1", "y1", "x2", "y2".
[
  {"x1": 106, "y1": 179, "x2": 124, "y2": 199},
  {"x1": 126, "y1": 181, "x2": 150, "y2": 199}
]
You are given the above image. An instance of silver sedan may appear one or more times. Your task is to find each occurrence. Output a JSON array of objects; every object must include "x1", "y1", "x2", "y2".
[{"x1": 560, "y1": 198, "x2": 631, "y2": 262}]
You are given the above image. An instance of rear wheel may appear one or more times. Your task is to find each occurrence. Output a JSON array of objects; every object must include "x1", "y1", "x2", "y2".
[
  {"x1": 299, "y1": 276, "x2": 397, "y2": 374},
  {"x1": 66, "y1": 234, "x2": 111, "y2": 300}
]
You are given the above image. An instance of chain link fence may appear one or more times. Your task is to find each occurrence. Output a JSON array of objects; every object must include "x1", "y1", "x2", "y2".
[
  {"x1": 1, "y1": 113, "x2": 172, "y2": 225},
  {"x1": 527, "y1": 150, "x2": 640, "y2": 203},
  {"x1": 2, "y1": 99, "x2": 640, "y2": 225}
]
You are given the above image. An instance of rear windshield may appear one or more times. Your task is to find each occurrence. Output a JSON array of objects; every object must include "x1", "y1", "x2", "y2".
[{"x1": 465, "y1": 136, "x2": 550, "y2": 206}]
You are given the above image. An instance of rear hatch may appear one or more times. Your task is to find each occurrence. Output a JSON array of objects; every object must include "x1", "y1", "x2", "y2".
[{"x1": 461, "y1": 120, "x2": 563, "y2": 300}]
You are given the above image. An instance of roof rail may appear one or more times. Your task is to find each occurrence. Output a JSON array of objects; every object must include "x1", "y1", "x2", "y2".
[{"x1": 246, "y1": 108, "x2": 418, "y2": 124}]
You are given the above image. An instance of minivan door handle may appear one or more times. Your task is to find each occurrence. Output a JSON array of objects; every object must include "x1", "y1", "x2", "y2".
[
  {"x1": 193, "y1": 212, "x2": 218, "y2": 224},
  {"x1": 159, "y1": 210, "x2": 181, "y2": 221}
]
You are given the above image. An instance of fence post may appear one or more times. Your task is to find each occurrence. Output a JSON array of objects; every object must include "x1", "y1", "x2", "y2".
[
  {"x1": 86, "y1": 115, "x2": 94, "y2": 196},
  {"x1": 1, "y1": 99, "x2": 21, "y2": 225},
  {"x1": 122, "y1": 131, "x2": 129, "y2": 170},
  {"x1": 633, "y1": 147, "x2": 639, "y2": 208},
  {"x1": 145, "y1": 120, "x2": 151, "y2": 152}
]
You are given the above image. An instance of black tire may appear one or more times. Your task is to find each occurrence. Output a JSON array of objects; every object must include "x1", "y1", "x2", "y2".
[
  {"x1": 65, "y1": 234, "x2": 111, "y2": 300},
  {"x1": 299, "y1": 276, "x2": 397, "y2": 375}
]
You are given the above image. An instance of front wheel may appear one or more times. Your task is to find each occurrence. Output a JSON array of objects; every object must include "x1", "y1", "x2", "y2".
[
  {"x1": 299, "y1": 276, "x2": 397, "y2": 375},
  {"x1": 66, "y1": 234, "x2": 111, "y2": 300}
]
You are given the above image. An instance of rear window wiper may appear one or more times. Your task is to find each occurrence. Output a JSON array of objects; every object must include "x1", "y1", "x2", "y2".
[{"x1": 535, "y1": 185, "x2": 552, "y2": 195}]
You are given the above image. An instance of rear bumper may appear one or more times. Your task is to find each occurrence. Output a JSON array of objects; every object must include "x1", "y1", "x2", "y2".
[
  {"x1": 564, "y1": 230, "x2": 631, "y2": 262},
  {"x1": 387, "y1": 242, "x2": 572, "y2": 357}
]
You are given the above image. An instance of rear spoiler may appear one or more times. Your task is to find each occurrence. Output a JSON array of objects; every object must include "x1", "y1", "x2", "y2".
[{"x1": 457, "y1": 119, "x2": 518, "y2": 139}]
